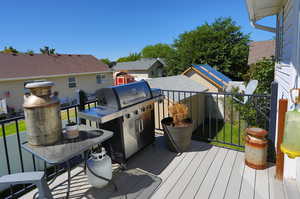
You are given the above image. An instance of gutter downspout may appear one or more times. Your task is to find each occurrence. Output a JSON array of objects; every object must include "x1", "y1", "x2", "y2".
[{"x1": 251, "y1": 20, "x2": 276, "y2": 33}]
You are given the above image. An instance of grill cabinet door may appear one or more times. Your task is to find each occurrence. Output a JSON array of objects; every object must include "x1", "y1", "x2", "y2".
[{"x1": 122, "y1": 111, "x2": 141, "y2": 159}]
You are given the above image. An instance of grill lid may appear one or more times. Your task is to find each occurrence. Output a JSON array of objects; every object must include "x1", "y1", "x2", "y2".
[{"x1": 96, "y1": 80, "x2": 152, "y2": 110}]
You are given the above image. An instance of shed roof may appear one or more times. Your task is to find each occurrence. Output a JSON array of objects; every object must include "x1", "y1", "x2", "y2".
[
  {"x1": 183, "y1": 64, "x2": 231, "y2": 88},
  {"x1": 113, "y1": 58, "x2": 164, "y2": 71},
  {"x1": 0, "y1": 53, "x2": 109, "y2": 80},
  {"x1": 248, "y1": 40, "x2": 275, "y2": 65},
  {"x1": 146, "y1": 75, "x2": 208, "y2": 102}
]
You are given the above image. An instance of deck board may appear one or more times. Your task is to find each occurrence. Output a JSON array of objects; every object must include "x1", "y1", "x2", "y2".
[
  {"x1": 209, "y1": 149, "x2": 237, "y2": 199},
  {"x1": 21, "y1": 136, "x2": 287, "y2": 199},
  {"x1": 255, "y1": 168, "x2": 269, "y2": 199},
  {"x1": 179, "y1": 146, "x2": 220, "y2": 199},
  {"x1": 239, "y1": 164, "x2": 256, "y2": 199},
  {"x1": 268, "y1": 166, "x2": 286, "y2": 199},
  {"x1": 194, "y1": 148, "x2": 228, "y2": 199},
  {"x1": 223, "y1": 152, "x2": 245, "y2": 199},
  {"x1": 165, "y1": 147, "x2": 209, "y2": 199},
  {"x1": 150, "y1": 150, "x2": 197, "y2": 199},
  {"x1": 284, "y1": 179, "x2": 300, "y2": 199}
]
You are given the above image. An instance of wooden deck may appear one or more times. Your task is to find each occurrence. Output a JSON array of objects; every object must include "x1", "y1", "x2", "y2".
[{"x1": 22, "y1": 135, "x2": 299, "y2": 199}]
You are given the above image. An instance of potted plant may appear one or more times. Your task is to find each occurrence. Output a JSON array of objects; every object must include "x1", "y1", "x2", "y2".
[
  {"x1": 161, "y1": 103, "x2": 193, "y2": 152},
  {"x1": 65, "y1": 122, "x2": 79, "y2": 139}
]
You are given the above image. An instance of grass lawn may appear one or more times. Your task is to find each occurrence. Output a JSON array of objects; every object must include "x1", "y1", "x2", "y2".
[
  {"x1": 193, "y1": 119, "x2": 246, "y2": 151},
  {"x1": 0, "y1": 105, "x2": 96, "y2": 137}
]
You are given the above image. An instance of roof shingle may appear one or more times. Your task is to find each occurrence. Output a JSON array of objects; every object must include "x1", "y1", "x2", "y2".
[
  {"x1": 114, "y1": 58, "x2": 164, "y2": 71},
  {"x1": 248, "y1": 40, "x2": 275, "y2": 65},
  {"x1": 0, "y1": 53, "x2": 109, "y2": 80},
  {"x1": 146, "y1": 75, "x2": 208, "y2": 101}
]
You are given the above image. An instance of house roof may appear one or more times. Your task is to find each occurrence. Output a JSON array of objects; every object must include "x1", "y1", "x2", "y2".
[
  {"x1": 146, "y1": 75, "x2": 208, "y2": 102},
  {"x1": 248, "y1": 40, "x2": 275, "y2": 65},
  {"x1": 183, "y1": 64, "x2": 232, "y2": 88},
  {"x1": 0, "y1": 53, "x2": 109, "y2": 80},
  {"x1": 113, "y1": 58, "x2": 164, "y2": 71},
  {"x1": 246, "y1": 0, "x2": 285, "y2": 22}
]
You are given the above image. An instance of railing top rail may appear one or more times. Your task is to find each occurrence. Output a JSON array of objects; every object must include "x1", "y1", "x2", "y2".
[
  {"x1": 161, "y1": 89, "x2": 270, "y2": 98},
  {"x1": 0, "y1": 100, "x2": 97, "y2": 124}
]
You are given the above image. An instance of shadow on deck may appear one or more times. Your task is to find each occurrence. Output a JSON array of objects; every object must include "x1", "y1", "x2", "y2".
[{"x1": 22, "y1": 135, "x2": 291, "y2": 199}]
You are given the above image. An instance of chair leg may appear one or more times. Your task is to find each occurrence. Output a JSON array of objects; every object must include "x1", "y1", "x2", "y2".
[{"x1": 36, "y1": 178, "x2": 53, "y2": 199}]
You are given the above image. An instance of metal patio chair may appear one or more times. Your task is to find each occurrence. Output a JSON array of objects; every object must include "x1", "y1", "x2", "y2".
[
  {"x1": 0, "y1": 171, "x2": 53, "y2": 199},
  {"x1": 233, "y1": 80, "x2": 258, "y2": 104}
]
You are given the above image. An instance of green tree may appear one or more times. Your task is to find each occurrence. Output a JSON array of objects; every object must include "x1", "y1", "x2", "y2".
[
  {"x1": 243, "y1": 57, "x2": 275, "y2": 94},
  {"x1": 40, "y1": 46, "x2": 56, "y2": 55},
  {"x1": 117, "y1": 52, "x2": 141, "y2": 63},
  {"x1": 25, "y1": 50, "x2": 34, "y2": 55},
  {"x1": 100, "y1": 58, "x2": 111, "y2": 65},
  {"x1": 100, "y1": 58, "x2": 116, "y2": 68},
  {"x1": 166, "y1": 17, "x2": 250, "y2": 80},
  {"x1": 1, "y1": 46, "x2": 19, "y2": 53},
  {"x1": 141, "y1": 43, "x2": 174, "y2": 58}
]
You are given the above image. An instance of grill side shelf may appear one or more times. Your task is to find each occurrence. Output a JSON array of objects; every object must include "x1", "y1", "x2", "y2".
[{"x1": 77, "y1": 96, "x2": 164, "y2": 124}]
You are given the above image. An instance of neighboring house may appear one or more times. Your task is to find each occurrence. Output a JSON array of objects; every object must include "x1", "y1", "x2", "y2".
[
  {"x1": 0, "y1": 53, "x2": 113, "y2": 111},
  {"x1": 113, "y1": 58, "x2": 165, "y2": 80},
  {"x1": 248, "y1": 40, "x2": 275, "y2": 65},
  {"x1": 182, "y1": 64, "x2": 232, "y2": 92},
  {"x1": 146, "y1": 75, "x2": 208, "y2": 131},
  {"x1": 246, "y1": 0, "x2": 300, "y2": 185}
]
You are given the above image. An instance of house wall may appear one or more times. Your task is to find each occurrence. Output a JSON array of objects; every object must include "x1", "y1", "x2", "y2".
[
  {"x1": 274, "y1": 0, "x2": 300, "y2": 183},
  {"x1": 148, "y1": 61, "x2": 164, "y2": 78},
  {"x1": 0, "y1": 72, "x2": 113, "y2": 111},
  {"x1": 184, "y1": 70, "x2": 220, "y2": 92},
  {"x1": 154, "y1": 94, "x2": 206, "y2": 131},
  {"x1": 125, "y1": 70, "x2": 149, "y2": 79}
]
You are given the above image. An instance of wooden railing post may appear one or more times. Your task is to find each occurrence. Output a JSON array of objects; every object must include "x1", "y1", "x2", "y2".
[{"x1": 275, "y1": 99, "x2": 288, "y2": 180}]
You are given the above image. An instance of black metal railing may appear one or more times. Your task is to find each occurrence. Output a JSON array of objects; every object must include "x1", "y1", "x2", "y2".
[
  {"x1": 0, "y1": 82, "x2": 279, "y2": 198},
  {"x1": 0, "y1": 100, "x2": 97, "y2": 199},
  {"x1": 156, "y1": 87, "x2": 277, "y2": 151}
]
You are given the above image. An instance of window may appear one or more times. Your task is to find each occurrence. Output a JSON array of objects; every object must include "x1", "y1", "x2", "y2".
[
  {"x1": 68, "y1": 77, "x2": 76, "y2": 88},
  {"x1": 96, "y1": 74, "x2": 106, "y2": 84}
]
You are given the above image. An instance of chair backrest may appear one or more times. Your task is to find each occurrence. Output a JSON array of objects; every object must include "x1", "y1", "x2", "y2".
[
  {"x1": 243, "y1": 80, "x2": 258, "y2": 104},
  {"x1": 244, "y1": 80, "x2": 258, "y2": 95}
]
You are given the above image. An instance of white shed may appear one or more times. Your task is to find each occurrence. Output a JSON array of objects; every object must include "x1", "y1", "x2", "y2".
[{"x1": 246, "y1": 0, "x2": 300, "y2": 186}]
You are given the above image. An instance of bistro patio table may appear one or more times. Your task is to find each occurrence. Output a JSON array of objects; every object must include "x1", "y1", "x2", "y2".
[{"x1": 22, "y1": 125, "x2": 114, "y2": 198}]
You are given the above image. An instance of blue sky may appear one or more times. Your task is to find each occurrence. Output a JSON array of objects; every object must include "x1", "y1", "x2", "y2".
[{"x1": 0, "y1": 0, "x2": 275, "y2": 60}]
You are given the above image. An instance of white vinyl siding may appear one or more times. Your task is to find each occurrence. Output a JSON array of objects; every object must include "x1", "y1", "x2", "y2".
[
  {"x1": 274, "y1": 0, "x2": 300, "y2": 183},
  {"x1": 275, "y1": 0, "x2": 297, "y2": 101}
]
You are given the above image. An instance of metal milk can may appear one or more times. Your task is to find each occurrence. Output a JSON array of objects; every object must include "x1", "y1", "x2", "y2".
[
  {"x1": 87, "y1": 147, "x2": 112, "y2": 188},
  {"x1": 245, "y1": 127, "x2": 268, "y2": 170},
  {"x1": 23, "y1": 81, "x2": 62, "y2": 146}
]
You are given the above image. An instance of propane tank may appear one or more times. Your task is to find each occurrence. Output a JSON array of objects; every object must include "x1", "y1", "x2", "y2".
[
  {"x1": 87, "y1": 148, "x2": 112, "y2": 188},
  {"x1": 281, "y1": 88, "x2": 300, "y2": 158},
  {"x1": 23, "y1": 81, "x2": 62, "y2": 146}
]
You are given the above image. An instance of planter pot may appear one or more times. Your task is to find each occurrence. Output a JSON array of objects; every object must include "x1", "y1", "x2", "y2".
[
  {"x1": 161, "y1": 117, "x2": 193, "y2": 152},
  {"x1": 65, "y1": 123, "x2": 79, "y2": 139}
]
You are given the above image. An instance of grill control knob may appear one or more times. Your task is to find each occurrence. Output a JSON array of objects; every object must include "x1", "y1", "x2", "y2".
[
  {"x1": 126, "y1": 114, "x2": 130, "y2": 118},
  {"x1": 134, "y1": 110, "x2": 138, "y2": 115},
  {"x1": 141, "y1": 107, "x2": 146, "y2": 112}
]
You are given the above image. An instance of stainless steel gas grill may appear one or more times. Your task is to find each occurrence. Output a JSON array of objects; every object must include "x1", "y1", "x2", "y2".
[{"x1": 78, "y1": 80, "x2": 162, "y2": 164}]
